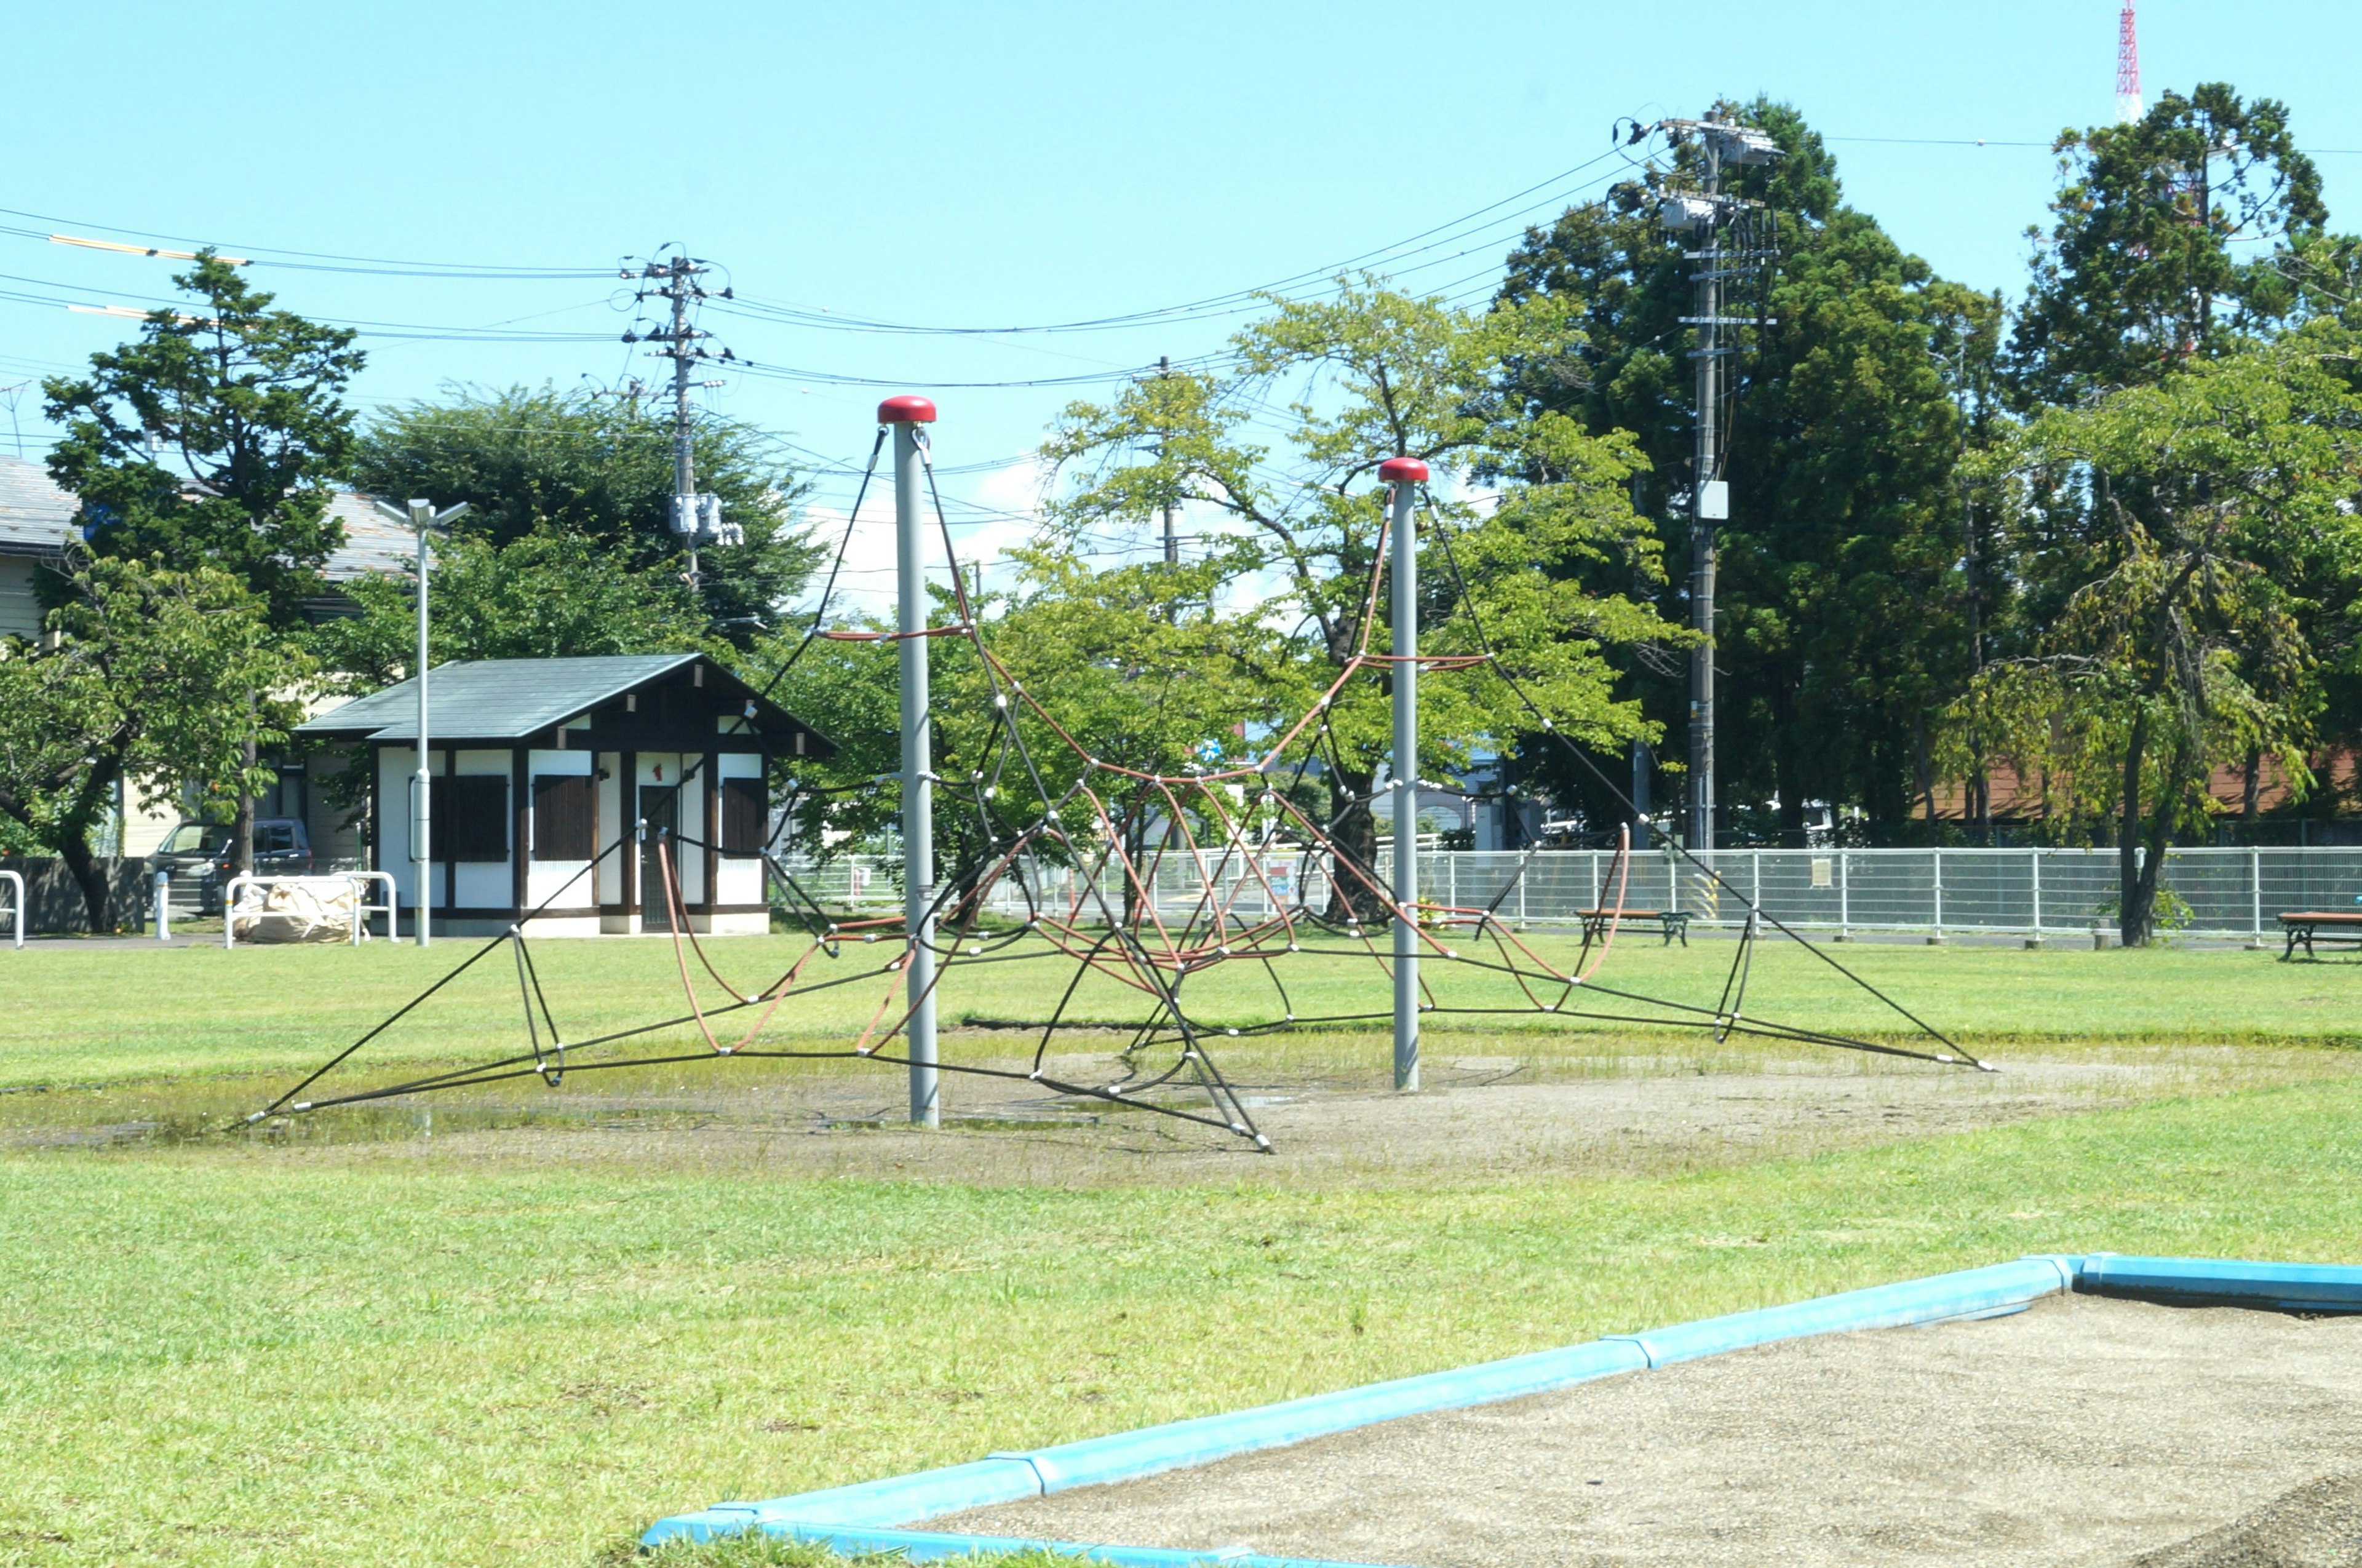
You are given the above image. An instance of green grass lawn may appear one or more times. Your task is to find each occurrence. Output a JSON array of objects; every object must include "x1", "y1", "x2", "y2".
[
  {"x1": 3, "y1": 931, "x2": 2357, "y2": 1091},
  {"x1": 4, "y1": 1078, "x2": 2361, "y2": 1566},
  {"x1": 2, "y1": 937, "x2": 2359, "y2": 1566}
]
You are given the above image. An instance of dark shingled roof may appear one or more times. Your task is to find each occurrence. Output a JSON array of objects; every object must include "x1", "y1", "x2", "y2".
[{"x1": 295, "y1": 654, "x2": 827, "y2": 755}]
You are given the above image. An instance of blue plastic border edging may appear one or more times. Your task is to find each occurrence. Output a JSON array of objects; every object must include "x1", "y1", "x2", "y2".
[
  {"x1": 645, "y1": 1255, "x2": 2362, "y2": 1562},
  {"x1": 644, "y1": 1254, "x2": 2104, "y2": 1562},
  {"x1": 2079, "y1": 1254, "x2": 2362, "y2": 1315}
]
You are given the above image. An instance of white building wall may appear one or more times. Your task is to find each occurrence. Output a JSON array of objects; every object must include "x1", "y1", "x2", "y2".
[
  {"x1": 595, "y1": 754, "x2": 624, "y2": 908},
  {"x1": 376, "y1": 747, "x2": 438, "y2": 904}
]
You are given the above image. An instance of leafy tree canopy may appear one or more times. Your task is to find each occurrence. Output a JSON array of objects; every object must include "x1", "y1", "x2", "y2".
[
  {"x1": 348, "y1": 384, "x2": 819, "y2": 643},
  {"x1": 1500, "y1": 99, "x2": 1997, "y2": 836},
  {"x1": 1948, "y1": 341, "x2": 2362, "y2": 939},
  {"x1": 2010, "y1": 82, "x2": 2326, "y2": 407},
  {"x1": 42, "y1": 254, "x2": 364, "y2": 627},
  {"x1": 0, "y1": 559, "x2": 305, "y2": 926},
  {"x1": 313, "y1": 527, "x2": 718, "y2": 690},
  {"x1": 1043, "y1": 279, "x2": 1672, "y2": 816}
]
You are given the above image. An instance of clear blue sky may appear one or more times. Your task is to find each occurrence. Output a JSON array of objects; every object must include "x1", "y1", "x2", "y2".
[{"x1": 4, "y1": 0, "x2": 2356, "y2": 585}]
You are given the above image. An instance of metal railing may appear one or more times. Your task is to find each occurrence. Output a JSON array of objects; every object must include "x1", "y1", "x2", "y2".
[
  {"x1": 223, "y1": 872, "x2": 399, "y2": 949},
  {"x1": 775, "y1": 846, "x2": 2362, "y2": 943},
  {"x1": 0, "y1": 869, "x2": 20, "y2": 949}
]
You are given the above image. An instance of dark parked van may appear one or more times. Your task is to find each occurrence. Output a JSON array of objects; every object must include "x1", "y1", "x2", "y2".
[{"x1": 153, "y1": 818, "x2": 314, "y2": 912}]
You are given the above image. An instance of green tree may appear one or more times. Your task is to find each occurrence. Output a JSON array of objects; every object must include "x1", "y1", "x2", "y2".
[
  {"x1": 1947, "y1": 344, "x2": 2362, "y2": 943},
  {"x1": 757, "y1": 547, "x2": 1290, "y2": 921},
  {"x1": 314, "y1": 528, "x2": 715, "y2": 690},
  {"x1": 1041, "y1": 281, "x2": 1673, "y2": 912},
  {"x1": 2010, "y1": 82, "x2": 2325, "y2": 408},
  {"x1": 42, "y1": 252, "x2": 362, "y2": 875},
  {"x1": 1500, "y1": 100, "x2": 1996, "y2": 838},
  {"x1": 0, "y1": 559, "x2": 305, "y2": 928},
  {"x1": 44, "y1": 255, "x2": 363, "y2": 621},
  {"x1": 348, "y1": 385, "x2": 817, "y2": 644}
]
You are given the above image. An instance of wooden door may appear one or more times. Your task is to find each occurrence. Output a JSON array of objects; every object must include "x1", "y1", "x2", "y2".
[{"x1": 638, "y1": 784, "x2": 680, "y2": 930}]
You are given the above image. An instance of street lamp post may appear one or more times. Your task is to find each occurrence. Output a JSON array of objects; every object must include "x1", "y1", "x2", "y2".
[{"x1": 372, "y1": 498, "x2": 471, "y2": 947}]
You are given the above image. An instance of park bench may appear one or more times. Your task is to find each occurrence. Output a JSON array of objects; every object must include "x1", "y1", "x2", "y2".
[
  {"x1": 2277, "y1": 910, "x2": 2362, "y2": 960},
  {"x1": 1578, "y1": 907, "x2": 1691, "y2": 947}
]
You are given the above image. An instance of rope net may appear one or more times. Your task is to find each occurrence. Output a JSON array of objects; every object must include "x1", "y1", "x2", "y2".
[{"x1": 249, "y1": 429, "x2": 1984, "y2": 1150}]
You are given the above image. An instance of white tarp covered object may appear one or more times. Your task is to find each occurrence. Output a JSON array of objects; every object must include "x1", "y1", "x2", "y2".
[{"x1": 229, "y1": 877, "x2": 362, "y2": 944}]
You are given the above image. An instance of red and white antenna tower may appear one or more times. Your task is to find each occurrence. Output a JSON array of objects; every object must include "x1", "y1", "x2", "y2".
[{"x1": 2116, "y1": 1, "x2": 2144, "y2": 123}]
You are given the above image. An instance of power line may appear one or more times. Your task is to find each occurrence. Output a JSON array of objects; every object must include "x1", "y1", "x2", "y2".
[
  {"x1": 716, "y1": 149, "x2": 1632, "y2": 340},
  {"x1": 0, "y1": 205, "x2": 611, "y2": 279}
]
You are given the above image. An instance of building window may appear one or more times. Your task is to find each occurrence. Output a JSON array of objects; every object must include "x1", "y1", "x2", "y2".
[
  {"x1": 430, "y1": 775, "x2": 509, "y2": 862},
  {"x1": 721, "y1": 775, "x2": 768, "y2": 858},
  {"x1": 533, "y1": 774, "x2": 594, "y2": 861}
]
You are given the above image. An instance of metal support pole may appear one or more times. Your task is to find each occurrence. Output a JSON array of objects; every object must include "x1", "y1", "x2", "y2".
[
  {"x1": 883, "y1": 396, "x2": 940, "y2": 1126},
  {"x1": 414, "y1": 513, "x2": 431, "y2": 949},
  {"x1": 2251, "y1": 846, "x2": 2264, "y2": 949},
  {"x1": 1930, "y1": 849, "x2": 1946, "y2": 944},
  {"x1": 374, "y1": 498, "x2": 469, "y2": 948},
  {"x1": 2031, "y1": 850, "x2": 2044, "y2": 944},
  {"x1": 1382, "y1": 457, "x2": 1427, "y2": 1093},
  {"x1": 1838, "y1": 850, "x2": 1850, "y2": 941},
  {"x1": 154, "y1": 868, "x2": 170, "y2": 943}
]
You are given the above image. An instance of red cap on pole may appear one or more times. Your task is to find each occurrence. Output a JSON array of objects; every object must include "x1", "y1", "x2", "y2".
[
  {"x1": 1378, "y1": 456, "x2": 1429, "y2": 485},
  {"x1": 877, "y1": 395, "x2": 938, "y2": 424}
]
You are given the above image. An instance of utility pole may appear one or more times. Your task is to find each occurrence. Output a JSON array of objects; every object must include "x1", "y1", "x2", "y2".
[
  {"x1": 372, "y1": 497, "x2": 472, "y2": 947},
  {"x1": 1158, "y1": 355, "x2": 1178, "y2": 567},
  {"x1": 1688, "y1": 128, "x2": 1725, "y2": 856},
  {"x1": 1656, "y1": 116, "x2": 1780, "y2": 853},
  {"x1": 1380, "y1": 456, "x2": 1428, "y2": 1093},
  {"x1": 624, "y1": 252, "x2": 741, "y2": 600},
  {"x1": 880, "y1": 394, "x2": 940, "y2": 1127}
]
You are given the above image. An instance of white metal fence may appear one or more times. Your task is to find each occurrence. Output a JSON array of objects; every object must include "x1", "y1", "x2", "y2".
[{"x1": 777, "y1": 846, "x2": 2362, "y2": 942}]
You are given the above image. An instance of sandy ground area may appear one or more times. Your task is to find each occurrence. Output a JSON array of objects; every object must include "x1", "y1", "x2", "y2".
[
  {"x1": 937, "y1": 1292, "x2": 2362, "y2": 1567},
  {"x1": 9, "y1": 1038, "x2": 2336, "y2": 1187}
]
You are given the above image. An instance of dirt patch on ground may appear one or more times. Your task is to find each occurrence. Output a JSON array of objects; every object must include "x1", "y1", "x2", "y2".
[
  {"x1": 937, "y1": 1293, "x2": 2362, "y2": 1566},
  {"x1": 279, "y1": 1043, "x2": 2341, "y2": 1185},
  {"x1": 5, "y1": 1037, "x2": 2345, "y2": 1187},
  {"x1": 2134, "y1": 1470, "x2": 2362, "y2": 1566}
]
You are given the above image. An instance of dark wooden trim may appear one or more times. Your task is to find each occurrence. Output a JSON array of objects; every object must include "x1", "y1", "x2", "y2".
[
  {"x1": 564, "y1": 728, "x2": 769, "y2": 754},
  {"x1": 598, "y1": 901, "x2": 767, "y2": 917},
  {"x1": 437, "y1": 904, "x2": 602, "y2": 921},
  {"x1": 442, "y1": 747, "x2": 456, "y2": 912},
  {"x1": 511, "y1": 746, "x2": 528, "y2": 914}
]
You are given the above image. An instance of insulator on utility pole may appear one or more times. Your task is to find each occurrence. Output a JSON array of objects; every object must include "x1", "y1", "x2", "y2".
[{"x1": 631, "y1": 249, "x2": 735, "y2": 589}]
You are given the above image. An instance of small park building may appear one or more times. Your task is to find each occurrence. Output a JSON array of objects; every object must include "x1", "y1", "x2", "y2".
[{"x1": 296, "y1": 654, "x2": 832, "y2": 937}]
